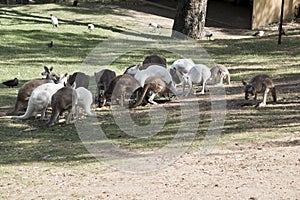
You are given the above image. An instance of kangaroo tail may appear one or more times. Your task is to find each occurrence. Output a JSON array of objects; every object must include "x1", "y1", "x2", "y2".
[
  {"x1": 271, "y1": 87, "x2": 277, "y2": 102},
  {"x1": 226, "y1": 74, "x2": 231, "y2": 85},
  {"x1": 0, "y1": 116, "x2": 13, "y2": 119},
  {"x1": 83, "y1": 105, "x2": 95, "y2": 117},
  {"x1": 11, "y1": 98, "x2": 35, "y2": 120},
  {"x1": 131, "y1": 85, "x2": 149, "y2": 108},
  {"x1": 8, "y1": 100, "x2": 21, "y2": 115}
]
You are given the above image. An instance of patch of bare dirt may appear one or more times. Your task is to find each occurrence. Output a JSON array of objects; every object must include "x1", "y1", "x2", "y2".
[{"x1": 1, "y1": 138, "x2": 300, "y2": 199}]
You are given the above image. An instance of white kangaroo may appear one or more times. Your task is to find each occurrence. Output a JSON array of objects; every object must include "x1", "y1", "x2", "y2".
[
  {"x1": 210, "y1": 64, "x2": 231, "y2": 85},
  {"x1": 75, "y1": 87, "x2": 95, "y2": 117},
  {"x1": 169, "y1": 58, "x2": 195, "y2": 88},
  {"x1": 126, "y1": 64, "x2": 178, "y2": 95},
  {"x1": 170, "y1": 58, "x2": 195, "y2": 74},
  {"x1": 182, "y1": 64, "x2": 211, "y2": 95},
  {"x1": 11, "y1": 73, "x2": 68, "y2": 120}
]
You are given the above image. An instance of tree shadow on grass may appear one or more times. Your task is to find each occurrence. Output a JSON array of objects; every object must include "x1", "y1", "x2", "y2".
[
  {"x1": 0, "y1": 118, "x2": 94, "y2": 164},
  {"x1": 0, "y1": 7, "x2": 125, "y2": 33}
]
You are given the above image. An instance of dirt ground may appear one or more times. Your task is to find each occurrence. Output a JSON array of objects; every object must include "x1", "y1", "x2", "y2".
[
  {"x1": 2, "y1": 134, "x2": 300, "y2": 199},
  {"x1": 1, "y1": 2, "x2": 300, "y2": 200}
]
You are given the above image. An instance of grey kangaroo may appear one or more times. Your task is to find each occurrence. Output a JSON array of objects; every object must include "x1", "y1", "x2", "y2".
[
  {"x1": 242, "y1": 74, "x2": 277, "y2": 107},
  {"x1": 46, "y1": 83, "x2": 78, "y2": 127},
  {"x1": 94, "y1": 69, "x2": 116, "y2": 108},
  {"x1": 210, "y1": 64, "x2": 231, "y2": 85}
]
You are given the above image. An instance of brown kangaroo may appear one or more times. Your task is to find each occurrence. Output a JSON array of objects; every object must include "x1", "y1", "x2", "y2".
[
  {"x1": 67, "y1": 72, "x2": 90, "y2": 89},
  {"x1": 94, "y1": 69, "x2": 116, "y2": 108},
  {"x1": 8, "y1": 66, "x2": 58, "y2": 115},
  {"x1": 46, "y1": 83, "x2": 78, "y2": 127},
  {"x1": 131, "y1": 76, "x2": 171, "y2": 108},
  {"x1": 104, "y1": 74, "x2": 141, "y2": 107},
  {"x1": 140, "y1": 54, "x2": 167, "y2": 69},
  {"x1": 242, "y1": 74, "x2": 277, "y2": 107}
]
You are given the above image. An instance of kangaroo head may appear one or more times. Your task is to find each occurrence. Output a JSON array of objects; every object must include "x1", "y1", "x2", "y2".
[
  {"x1": 169, "y1": 68, "x2": 182, "y2": 84},
  {"x1": 42, "y1": 66, "x2": 58, "y2": 83},
  {"x1": 244, "y1": 85, "x2": 256, "y2": 100},
  {"x1": 124, "y1": 64, "x2": 140, "y2": 75},
  {"x1": 41, "y1": 66, "x2": 52, "y2": 76},
  {"x1": 182, "y1": 74, "x2": 191, "y2": 82},
  {"x1": 98, "y1": 90, "x2": 106, "y2": 107},
  {"x1": 59, "y1": 73, "x2": 68, "y2": 84},
  {"x1": 64, "y1": 81, "x2": 76, "y2": 89}
]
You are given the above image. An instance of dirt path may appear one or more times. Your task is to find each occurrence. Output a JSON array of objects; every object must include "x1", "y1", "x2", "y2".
[{"x1": 2, "y1": 136, "x2": 299, "y2": 199}]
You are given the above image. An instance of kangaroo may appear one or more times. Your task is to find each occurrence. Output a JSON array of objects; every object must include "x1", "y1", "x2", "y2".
[
  {"x1": 8, "y1": 66, "x2": 58, "y2": 115},
  {"x1": 68, "y1": 72, "x2": 90, "y2": 89},
  {"x1": 140, "y1": 55, "x2": 167, "y2": 70},
  {"x1": 131, "y1": 76, "x2": 171, "y2": 108},
  {"x1": 170, "y1": 58, "x2": 195, "y2": 74},
  {"x1": 94, "y1": 69, "x2": 116, "y2": 108},
  {"x1": 210, "y1": 64, "x2": 231, "y2": 85},
  {"x1": 104, "y1": 74, "x2": 141, "y2": 107},
  {"x1": 11, "y1": 73, "x2": 68, "y2": 120},
  {"x1": 169, "y1": 58, "x2": 195, "y2": 89},
  {"x1": 182, "y1": 64, "x2": 211, "y2": 95},
  {"x1": 242, "y1": 74, "x2": 277, "y2": 107},
  {"x1": 76, "y1": 87, "x2": 95, "y2": 116},
  {"x1": 126, "y1": 64, "x2": 178, "y2": 95},
  {"x1": 46, "y1": 83, "x2": 78, "y2": 127}
]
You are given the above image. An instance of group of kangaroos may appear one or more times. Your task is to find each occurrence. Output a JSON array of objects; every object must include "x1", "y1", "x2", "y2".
[{"x1": 2, "y1": 54, "x2": 276, "y2": 127}]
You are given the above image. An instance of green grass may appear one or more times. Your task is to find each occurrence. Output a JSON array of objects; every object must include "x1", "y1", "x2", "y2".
[{"x1": 0, "y1": 2, "x2": 299, "y2": 167}]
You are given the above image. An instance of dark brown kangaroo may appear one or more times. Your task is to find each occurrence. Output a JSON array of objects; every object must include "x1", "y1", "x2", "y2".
[
  {"x1": 68, "y1": 72, "x2": 90, "y2": 89},
  {"x1": 46, "y1": 83, "x2": 78, "y2": 127},
  {"x1": 104, "y1": 74, "x2": 141, "y2": 107},
  {"x1": 131, "y1": 76, "x2": 171, "y2": 108},
  {"x1": 94, "y1": 69, "x2": 116, "y2": 108},
  {"x1": 242, "y1": 74, "x2": 276, "y2": 107},
  {"x1": 140, "y1": 55, "x2": 167, "y2": 70},
  {"x1": 8, "y1": 66, "x2": 58, "y2": 115}
]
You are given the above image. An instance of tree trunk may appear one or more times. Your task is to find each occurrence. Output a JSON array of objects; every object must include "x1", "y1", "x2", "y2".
[{"x1": 172, "y1": 0, "x2": 208, "y2": 40}]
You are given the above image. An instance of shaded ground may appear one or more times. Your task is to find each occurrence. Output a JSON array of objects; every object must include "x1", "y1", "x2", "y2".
[{"x1": 146, "y1": 0, "x2": 252, "y2": 29}]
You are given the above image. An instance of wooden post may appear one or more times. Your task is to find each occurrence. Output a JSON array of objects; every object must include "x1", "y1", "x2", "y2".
[{"x1": 278, "y1": 0, "x2": 285, "y2": 44}]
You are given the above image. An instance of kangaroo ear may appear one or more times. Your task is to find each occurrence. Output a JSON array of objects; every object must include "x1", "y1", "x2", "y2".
[
  {"x1": 64, "y1": 73, "x2": 68, "y2": 78},
  {"x1": 49, "y1": 66, "x2": 53, "y2": 71},
  {"x1": 44, "y1": 66, "x2": 50, "y2": 73},
  {"x1": 242, "y1": 80, "x2": 247, "y2": 86}
]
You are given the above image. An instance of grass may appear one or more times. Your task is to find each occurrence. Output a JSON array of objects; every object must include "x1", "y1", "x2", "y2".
[{"x1": 0, "y1": 1, "x2": 299, "y2": 168}]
